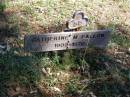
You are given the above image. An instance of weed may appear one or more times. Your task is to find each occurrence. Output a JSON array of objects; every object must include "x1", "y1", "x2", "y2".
[{"x1": 0, "y1": 2, "x2": 6, "y2": 12}]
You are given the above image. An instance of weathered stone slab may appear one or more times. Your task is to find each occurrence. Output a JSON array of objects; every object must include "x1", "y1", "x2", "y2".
[{"x1": 24, "y1": 30, "x2": 111, "y2": 52}]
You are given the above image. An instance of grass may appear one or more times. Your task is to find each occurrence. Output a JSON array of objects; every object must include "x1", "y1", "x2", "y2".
[
  {"x1": 0, "y1": 1, "x2": 6, "y2": 12},
  {"x1": 0, "y1": 0, "x2": 130, "y2": 97}
]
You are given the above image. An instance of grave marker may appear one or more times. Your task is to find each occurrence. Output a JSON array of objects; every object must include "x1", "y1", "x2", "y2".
[
  {"x1": 68, "y1": 11, "x2": 88, "y2": 30},
  {"x1": 24, "y1": 30, "x2": 111, "y2": 52},
  {"x1": 24, "y1": 11, "x2": 111, "y2": 52}
]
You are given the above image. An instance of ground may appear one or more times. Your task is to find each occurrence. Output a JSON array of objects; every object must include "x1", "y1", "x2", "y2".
[{"x1": 0, "y1": 0, "x2": 130, "y2": 97}]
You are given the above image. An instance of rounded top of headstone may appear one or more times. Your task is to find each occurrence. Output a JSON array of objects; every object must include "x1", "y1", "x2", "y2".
[
  {"x1": 68, "y1": 10, "x2": 88, "y2": 30},
  {"x1": 72, "y1": 10, "x2": 84, "y2": 19}
]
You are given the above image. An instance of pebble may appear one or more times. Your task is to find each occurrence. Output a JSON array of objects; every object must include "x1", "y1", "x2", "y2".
[
  {"x1": 50, "y1": 87, "x2": 61, "y2": 93},
  {"x1": 42, "y1": 68, "x2": 48, "y2": 76},
  {"x1": 30, "y1": 90, "x2": 37, "y2": 94},
  {"x1": 128, "y1": 48, "x2": 130, "y2": 53}
]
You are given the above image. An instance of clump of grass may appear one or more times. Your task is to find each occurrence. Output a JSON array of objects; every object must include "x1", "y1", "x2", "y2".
[
  {"x1": 0, "y1": 51, "x2": 42, "y2": 96},
  {"x1": 0, "y1": 2, "x2": 6, "y2": 12}
]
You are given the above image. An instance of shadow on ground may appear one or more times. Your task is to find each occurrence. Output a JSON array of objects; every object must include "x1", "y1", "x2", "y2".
[
  {"x1": 0, "y1": 1, "x2": 42, "y2": 96},
  {"x1": 64, "y1": 22, "x2": 130, "y2": 97},
  {"x1": 29, "y1": 19, "x2": 130, "y2": 97}
]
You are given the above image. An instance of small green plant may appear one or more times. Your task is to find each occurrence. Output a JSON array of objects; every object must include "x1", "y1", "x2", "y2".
[
  {"x1": 0, "y1": 3, "x2": 6, "y2": 12},
  {"x1": 111, "y1": 33, "x2": 130, "y2": 47},
  {"x1": 0, "y1": 52, "x2": 41, "y2": 96},
  {"x1": 65, "y1": 82, "x2": 79, "y2": 96}
]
